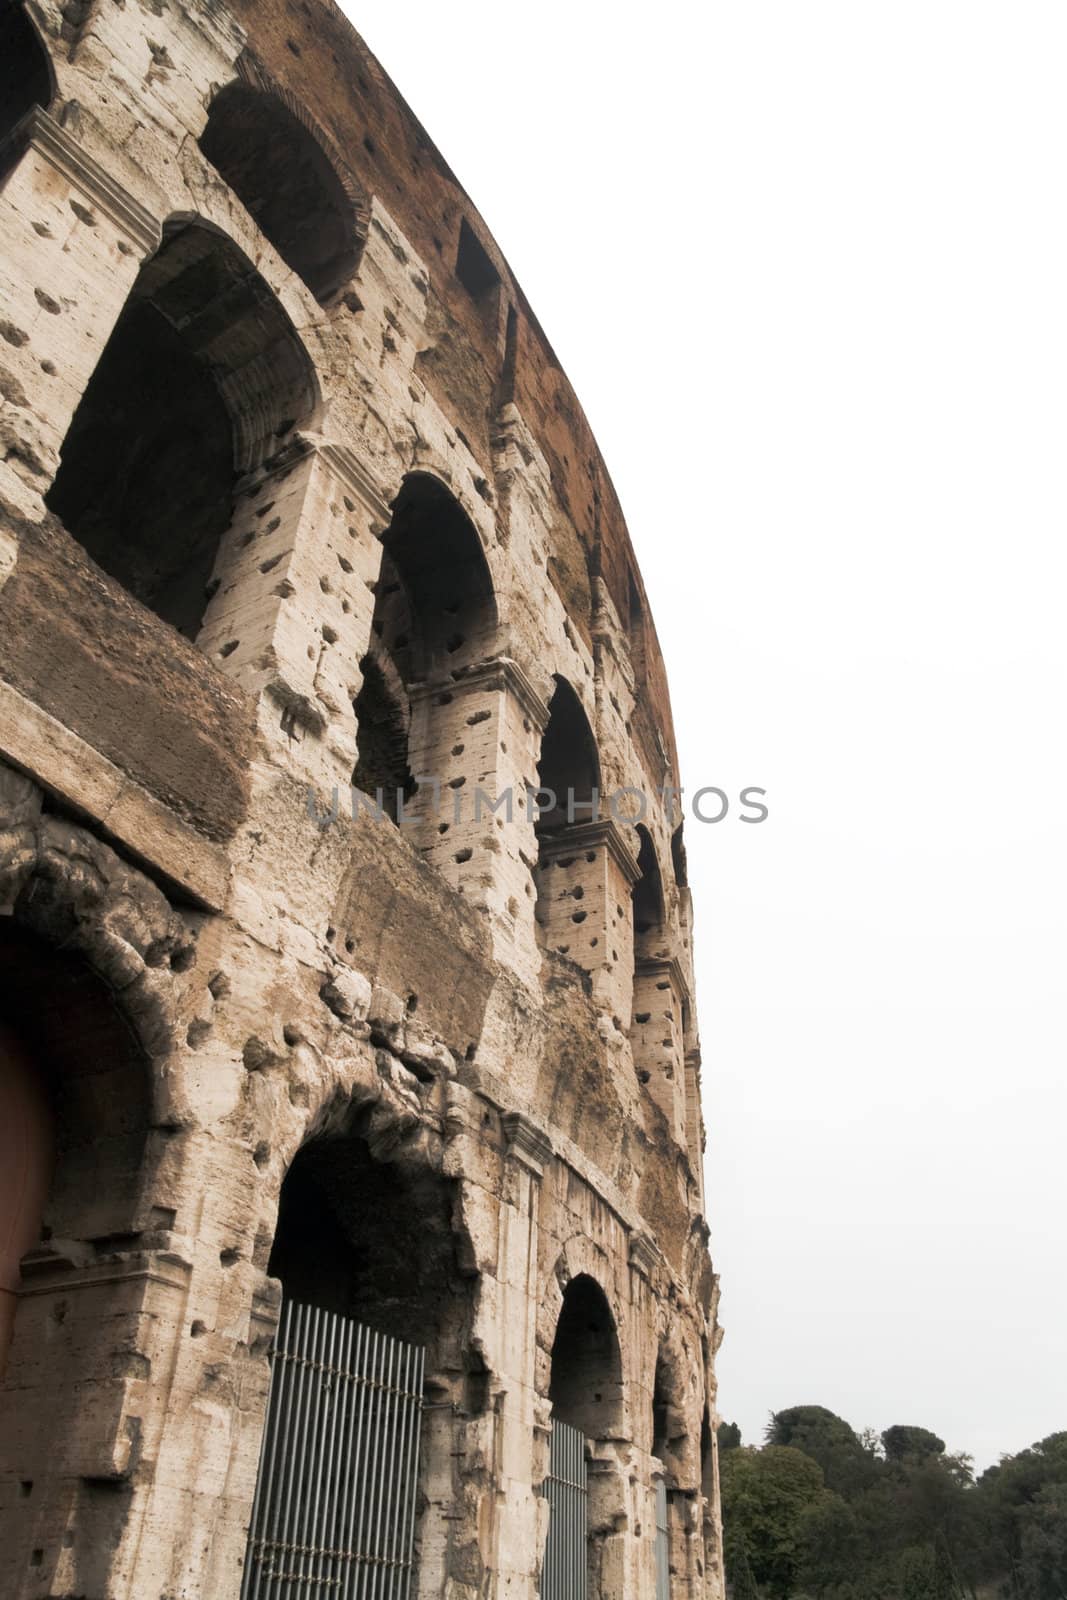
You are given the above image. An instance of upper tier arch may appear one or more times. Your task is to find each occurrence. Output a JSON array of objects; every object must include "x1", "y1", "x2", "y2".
[{"x1": 199, "y1": 53, "x2": 369, "y2": 304}]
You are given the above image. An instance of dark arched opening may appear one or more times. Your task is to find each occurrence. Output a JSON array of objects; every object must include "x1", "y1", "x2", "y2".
[
  {"x1": 545, "y1": 1274, "x2": 626, "y2": 1597},
  {"x1": 0, "y1": 4, "x2": 53, "y2": 147},
  {"x1": 633, "y1": 824, "x2": 666, "y2": 962},
  {"x1": 536, "y1": 676, "x2": 599, "y2": 836},
  {"x1": 0, "y1": 922, "x2": 150, "y2": 1306},
  {"x1": 671, "y1": 823, "x2": 688, "y2": 889},
  {"x1": 652, "y1": 1350, "x2": 671, "y2": 1461},
  {"x1": 533, "y1": 678, "x2": 601, "y2": 959},
  {"x1": 247, "y1": 1126, "x2": 463, "y2": 1597},
  {"x1": 549, "y1": 1273, "x2": 623, "y2": 1440},
  {"x1": 0, "y1": 917, "x2": 152, "y2": 1566},
  {"x1": 199, "y1": 82, "x2": 363, "y2": 303},
  {"x1": 269, "y1": 1128, "x2": 456, "y2": 1337},
  {"x1": 353, "y1": 476, "x2": 497, "y2": 829},
  {"x1": 631, "y1": 828, "x2": 680, "y2": 1112},
  {"x1": 45, "y1": 219, "x2": 317, "y2": 639},
  {"x1": 380, "y1": 474, "x2": 496, "y2": 679}
]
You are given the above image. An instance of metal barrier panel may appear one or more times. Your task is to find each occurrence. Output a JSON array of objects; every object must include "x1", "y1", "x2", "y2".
[
  {"x1": 543, "y1": 1419, "x2": 588, "y2": 1600},
  {"x1": 241, "y1": 1299, "x2": 425, "y2": 1600},
  {"x1": 654, "y1": 1478, "x2": 671, "y2": 1600}
]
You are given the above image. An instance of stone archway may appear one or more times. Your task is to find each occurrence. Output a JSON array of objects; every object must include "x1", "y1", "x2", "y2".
[
  {"x1": 44, "y1": 217, "x2": 319, "y2": 640},
  {"x1": 0, "y1": 761, "x2": 193, "y2": 1599},
  {"x1": 237, "y1": 1074, "x2": 487, "y2": 1600},
  {"x1": 538, "y1": 1239, "x2": 631, "y2": 1600},
  {"x1": 200, "y1": 59, "x2": 368, "y2": 305}
]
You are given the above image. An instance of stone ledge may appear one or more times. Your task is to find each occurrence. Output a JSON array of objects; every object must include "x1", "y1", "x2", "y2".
[
  {"x1": 1, "y1": 106, "x2": 162, "y2": 256},
  {"x1": 537, "y1": 817, "x2": 643, "y2": 886},
  {"x1": 635, "y1": 953, "x2": 691, "y2": 1002},
  {"x1": 0, "y1": 677, "x2": 230, "y2": 909},
  {"x1": 502, "y1": 1110, "x2": 554, "y2": 1175}
]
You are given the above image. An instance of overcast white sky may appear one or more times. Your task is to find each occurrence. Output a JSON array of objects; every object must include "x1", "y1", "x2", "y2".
[{"x1": 339, "y1": 1, "x2": 1067, "y2": 1471}]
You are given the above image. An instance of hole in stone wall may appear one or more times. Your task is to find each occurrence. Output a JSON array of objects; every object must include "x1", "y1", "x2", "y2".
[
  {"x1": 354, "y1": 476, "x2": 497, "y2": 848},
  {"x1": 455, "y1": 218, "x2": 500, "y2": 303},
  {"x1": 0, "y1": 5, "x2": 53, "y2": 148},
  {"x1": 534, "y1": 678, "x2": 602, "y2": 954},
  {"x1": 701, "y1": 1405, "x2": 713, "y2": 1485},
  {"x1": 199, "y1": 82, "x2": 363, "y2": 303},
  {"x1": 45, "y1": 221, "x2": 316, "y2": 639}
]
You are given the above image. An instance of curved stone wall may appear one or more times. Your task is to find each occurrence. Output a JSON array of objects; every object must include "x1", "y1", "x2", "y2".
[{"x1": 0, "y1": 4, "x2": 724, "y2": 1595}]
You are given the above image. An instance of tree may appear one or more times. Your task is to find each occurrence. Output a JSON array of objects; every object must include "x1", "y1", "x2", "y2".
[
  {"x1": 720, "y1": 1444, "x2": 829, "y2": 1599},
  {"x1": 882, "y1": 1426, "x2": 946, "y2": 1465},
  {"x1": 932, "y1": 1534, "x2": 960, "y2": 1599},
  {"x1": 726, "y1": 1528, "x2": 762, "y2": 1600},
  {"x1": 797, "y1": 1491, "x2": 864, "y2": 1594},
  {"x1": 719, "y1": 1420, "x2": 742, "y2": 1453},
  {"x1": 977, "y1": 1431, "x2": 1067, "y2": 1585},
  {"x1": 767, "y1": 1405, "x2": 880, "y2": 1499},
  {"x1": 1017, "y1": 1482, "x2": 1067, "y2": 1599}
]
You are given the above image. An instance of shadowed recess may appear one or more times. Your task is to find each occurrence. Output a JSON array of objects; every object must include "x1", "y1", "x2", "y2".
[
  {"x1": 379, "y1": 473, "x2": 497, "y2": 680},
  {"x1": 269, "y1": 1130, "x2": 457, "y2": 1343},
  {"x1": 0, "y1": 4, "x2": 52, "y2": 147},
  {"x1": 199, "y1": 81, "x2": 363, "y2": 303},
  {"x1": 536, "y1": 676, "x2": 600, "y2": 834},
  {"x1": 550, "y1": 1273, "x2": 624, "y2": 1439},
  {"x1": 633, "y1": 824, "x2": 665, "y2": 955},
  {"x1": 45, "y1": 220, "x2": 316, "y2": 638},
  {"x1": 352, "y1": 651, "x2": 415, "y2": 825}
]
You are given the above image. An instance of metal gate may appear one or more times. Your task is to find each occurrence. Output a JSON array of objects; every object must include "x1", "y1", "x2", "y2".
[
  {"x1": 654, "y1": 1478, "x2": 670, "y2": 1599},
  {"x1": 542, "y1": 1419, "x2": 588, "y2": 1599},
  {"x1": 241, "y1": 1299, "x2": 425, "y2": 1600}
]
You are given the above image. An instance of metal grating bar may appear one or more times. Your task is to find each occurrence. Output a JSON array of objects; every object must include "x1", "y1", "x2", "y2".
[
  {"x1": 654, "y1": 1478, "x2": 671, "y2": 1600},
  {"x1": 542, "y1": 1419, "x2": 588, "y2": 1600},
  {"x1": 241, "y1": 1301, "x2": 425, "y2": 1600}
]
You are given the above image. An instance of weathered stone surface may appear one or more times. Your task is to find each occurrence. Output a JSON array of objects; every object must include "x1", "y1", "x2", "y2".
[
  {"x1": 0, "y1": 507, "x2": 255, "y2": 845},
  {"x1": 0, "y1": 4, "x2": 723, "y2": 1598}
]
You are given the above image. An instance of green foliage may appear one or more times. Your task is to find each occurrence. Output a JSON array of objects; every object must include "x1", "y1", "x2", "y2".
[
  {"x1": 882, "y1": 1425, "x2": 947, "y2": 1464},
  {"x1": 767, "y1": 1406, "x2": 881, "y2": 1499},
  {"x1": 721, "y1": 1445, "x2": 829, "y2": 1598},
  {"x1": 979, "y1": 1435, "x2": 1067, "y2": 1595},
  {"x1": 721, "y1": 1412, "x2": 1067, "y2": 1599},
  {"x1": 1017, "y1": 1482, "x2": 1067, "y2": 1599},
  {"x1": 719, "y1": 1420, "x2": 743, "y2": 1453},
  {"x1": 727, "y1": 1528, "x2": 762, "y2": 1600}
]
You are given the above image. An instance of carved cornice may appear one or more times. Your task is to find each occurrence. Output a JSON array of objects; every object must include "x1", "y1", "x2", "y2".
[
  {"x1": 310, "y1": 437, "x2": 392, "y2": 524},
  {"x1": 2, "y1": 107, "x2": 161, "y2": 255},
  {"x1": 411, "y1": 656, "x2": 549, "y2": 731},
  {"x1": 502, "y1": 1111, "x2": 554, "y2": 1176},
  {"x1": 19, "y1": 1248, "x2": 192, "y2": 1295},
  {"x1": 628, "y1": 1231, "x2": 663, "y2": 1281},
  {"x1": 537, "y1": 818, "x2": 642, "y2": 887},
  {"x1": 635, "y1": 954, "x2": 691, "y2": 1002}
]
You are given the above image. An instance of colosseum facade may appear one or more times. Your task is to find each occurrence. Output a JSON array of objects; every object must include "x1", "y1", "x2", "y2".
[{"x1": 0, "y1": 2, "x2": 724, "y2": 1596}]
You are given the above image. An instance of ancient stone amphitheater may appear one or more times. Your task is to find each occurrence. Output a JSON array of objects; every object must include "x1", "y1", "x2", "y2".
[{"x1": 0, "y1": 3, "x2": 723, "y2": 1596}]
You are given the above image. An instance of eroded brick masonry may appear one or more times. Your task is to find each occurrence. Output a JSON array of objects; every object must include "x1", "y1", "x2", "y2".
[{"x1": 0, "y1": 2, "x2": 724, "y2": 1595}]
